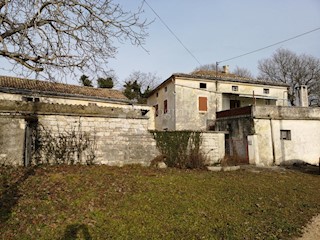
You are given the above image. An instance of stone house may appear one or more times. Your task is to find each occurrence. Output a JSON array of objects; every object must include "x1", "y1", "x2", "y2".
[
  {"x1": 0, "y1": 75, "x2": 159, "y2": 166},
  {"x1": 147, "y1": 67, "x2": 289, "y2": 131},
  {"x1": 215, "y1": 105, "x2": 320, "y2": 166}
]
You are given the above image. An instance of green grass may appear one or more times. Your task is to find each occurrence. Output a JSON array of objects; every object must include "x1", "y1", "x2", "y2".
[{"x1": 0, "y1": 165, "x2": 319, "y2": 239}]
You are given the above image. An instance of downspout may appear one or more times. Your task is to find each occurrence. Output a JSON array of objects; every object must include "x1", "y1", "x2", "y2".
[{"x1": 269, "y1": 117, "x2": 276, "y2": 165}]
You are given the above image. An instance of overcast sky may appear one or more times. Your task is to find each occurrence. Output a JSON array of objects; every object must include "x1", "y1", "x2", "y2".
[{"x1": 0, "y1": 0, "x2": 319, "y2": 86}]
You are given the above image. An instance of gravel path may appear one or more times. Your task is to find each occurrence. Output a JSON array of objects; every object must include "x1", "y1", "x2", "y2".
[{"x1": 296, "y1": 214, "x2": 320, "y2": 240}]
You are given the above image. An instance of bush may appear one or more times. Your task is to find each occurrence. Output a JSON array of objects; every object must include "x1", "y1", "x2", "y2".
[{"x1": 152, "y1": 131, "x2": 207, "y2": 169}]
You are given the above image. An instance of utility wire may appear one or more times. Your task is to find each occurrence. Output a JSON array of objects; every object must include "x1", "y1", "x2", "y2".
[
  {"x1": 143, "y1": 0, "x2": 202, "y2": 65},
  {"x1": 218, "y1": 27, "x2": 320, "y2": 64}
]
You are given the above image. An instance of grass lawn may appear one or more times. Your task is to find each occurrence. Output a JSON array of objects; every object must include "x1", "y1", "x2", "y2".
[{"x1": 0, "y1": 165, "x2": 319, "y2": 239}]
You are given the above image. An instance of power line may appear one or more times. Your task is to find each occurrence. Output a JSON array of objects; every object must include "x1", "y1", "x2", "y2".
[
  {"x1": 218, "y1": 27, "x2": 320, "y2": 64},
  {"x1": 143, "y1": 0, "x2": 202, "y2": 65}
]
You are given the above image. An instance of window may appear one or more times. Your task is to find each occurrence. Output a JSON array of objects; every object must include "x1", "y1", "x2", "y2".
[
  {"x1": 22, "y1": 96, "x2": 33, "y2": 102},
  {"x1": 263, "y1": 88, "x2": 270, "y2": 94},
  {"x1": 200, "y1": 83, "x2": 207, "y2": 89},
  {"x1": 156, "y1": 92, "x2": 159, "y2": 97},
  {"x1": 232, "y1": 86, "x2": 238, "y2": 91},
  {"x1": 230, "y1": 100, "x2": 240, "y2": 109},
  {"x1": 280, "y1": 130, "x2": 291, "y2": 140},
  {"x1": 164, "y1": 100, "x2": 168, "y2": 114},
  {"x1": 265, "y1": 99, "x2": 271, "y2": 105},
  {"x1": 199, "y1": 97, "x2": 207, "y2": 111},
  {"x1": 164, "y1": 86, "x2": 167, "y2": 92},
  {"x1": 22, "y1": 96, "x2": 40, "y2": 102},
  {"x1": 154, "y1": 104, "x2": 159, "y2": 117},
  {"x1": 141, "y1": 109, "x2": 149, "y2": 116}
]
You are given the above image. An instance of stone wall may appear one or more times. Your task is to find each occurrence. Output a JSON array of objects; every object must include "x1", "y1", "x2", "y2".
[
  {"x1": 37, "y1": 115, "x2": 159, "y2": 166},
  {"x1": 0, "y1": 100, "x2": 160, "y2": 166},
  {"x1": 252, "y1": 106, "x2": 320, "y2": 120},
  {"x1": 0, "y1": 114, "x2": 26, "y2": 165},
  {"x1": 201, "y1": 132, "x2": 225, "y2": 165}
]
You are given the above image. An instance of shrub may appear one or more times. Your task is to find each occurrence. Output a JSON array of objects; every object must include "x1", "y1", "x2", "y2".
[{"x1": 152, "y1": 131, "x2": 207, "y2": 169}]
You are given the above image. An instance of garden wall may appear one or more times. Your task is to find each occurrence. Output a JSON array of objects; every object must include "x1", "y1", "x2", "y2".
[
  {"x1": 201, "y1": 132, "x2": 225, "y2": 165},
  {"x1": 0, "y1": 114, "x2": 26, "y2": 165},
  {"x1": 0, "y1": 100, "x2": 160, "y2": 166}
]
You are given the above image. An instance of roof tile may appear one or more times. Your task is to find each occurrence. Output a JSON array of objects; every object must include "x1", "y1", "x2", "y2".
[{"x1": 0, "y1": 75, "x2": 128, "y2": 101}]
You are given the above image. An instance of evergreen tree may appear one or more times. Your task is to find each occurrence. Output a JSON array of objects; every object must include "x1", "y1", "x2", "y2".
[
  {"x1": 97, "y1": 77, "x2": 114, "y2": 88},
  {"x1": 79, "y1": 75, "x2": 93, "y2": 87}
]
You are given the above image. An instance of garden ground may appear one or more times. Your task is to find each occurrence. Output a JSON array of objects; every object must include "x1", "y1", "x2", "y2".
[{"x1": 0, "y1": 164, "x2": 319, "y2": 239}]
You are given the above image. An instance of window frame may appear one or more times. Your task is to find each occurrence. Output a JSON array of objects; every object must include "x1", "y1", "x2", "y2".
[
  {"x1": 230, "y1": 100, "x2": 241, "y2": 109},
  {"x1": 280, "y1": 130, "x2": 291, "y2": 140},
  {"x1": 198, "y1": 96, "x2": 208, "y2": 112},
  {"x1": 154, "y1": 104, "x2": 159, "y2": 117},
  {"x1": 199, "y1": 82, "x2": 207, "y2": 89},
  {"x1": 263, "y1": 88, "x2": 270, "y2": 94},
  {"x1": 232, "y1": 85, "x2": 238, "y2": 91},
  {"x1": 164, "y1": 100, "x2": 168, "y2": 114},
  {"x1": 265, "y1": 99, "x2": 271, "y2": 105}
]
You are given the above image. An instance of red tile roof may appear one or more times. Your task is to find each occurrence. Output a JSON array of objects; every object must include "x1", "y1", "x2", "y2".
[{"x1": 0, "y1": 75, "x2": 128, "y2": 101}]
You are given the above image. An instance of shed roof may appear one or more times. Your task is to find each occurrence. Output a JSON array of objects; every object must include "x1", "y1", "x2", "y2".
[{"x1": 0, "y1": 75, "x2": 128, "y2": 102}]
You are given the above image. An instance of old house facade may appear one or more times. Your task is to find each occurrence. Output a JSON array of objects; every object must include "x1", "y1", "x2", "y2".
[
  {"x1": 147, "y1": 70, "x2": 288, "y2": 131},
  {"x1": 215, "y1": 105, "x2": 320, "y2": 166}
]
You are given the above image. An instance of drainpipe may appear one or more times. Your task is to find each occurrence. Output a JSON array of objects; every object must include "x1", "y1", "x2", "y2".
[{"x1": 269, "y1": 117, "x2": 276, "y2": 165}]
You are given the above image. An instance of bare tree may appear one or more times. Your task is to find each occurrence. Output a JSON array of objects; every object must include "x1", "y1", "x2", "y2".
[
  {"x1": 0, "y1": 0, "x2": 150, "y2": 81},
  {"x1": 258, "y1": 49, "x2": 320, "y2": 106},
  {"x1": 193, "y1": 63, "x2": 221, "y2": 72},
  {"x1": 124, "y1": 71, "x2": 160, "y2": 91},
  {"x1": 233, "y1": 66, "x2": 254, "y2": 78},
  {"x1": 123, "y1": 71, "x2": 161, "y2": 103},
  {"x1": 192, "y1": 63, "x2": 254, "y2": 78}
]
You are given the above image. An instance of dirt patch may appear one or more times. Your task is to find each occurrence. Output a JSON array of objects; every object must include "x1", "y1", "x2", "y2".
[{"x1": 296, "y1": 214, "x2": 320, "y2": 240}]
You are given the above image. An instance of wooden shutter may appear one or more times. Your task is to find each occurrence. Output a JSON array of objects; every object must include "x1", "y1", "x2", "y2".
[{"x1": 199, "y1": 97, "x2": 207, "y2": 111}]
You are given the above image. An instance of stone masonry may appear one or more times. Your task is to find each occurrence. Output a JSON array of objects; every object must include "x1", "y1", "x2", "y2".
[
  {"x1": 38, "y1": 115, "x2": 159, "y2": 166},
  {"x1": 0, "y1": 100, "x2": 160, "y2": 166}
]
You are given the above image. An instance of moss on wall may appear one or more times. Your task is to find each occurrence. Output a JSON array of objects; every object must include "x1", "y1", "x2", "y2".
[{"x1": 0, "y1": 100, "x2": 145, "y2": 119}]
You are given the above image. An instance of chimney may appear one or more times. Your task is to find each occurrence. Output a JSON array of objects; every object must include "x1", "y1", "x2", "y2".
[
  {"x1": 298, "y1": 85, "x2": 308, "y2": 107},
  {"x1": 222, "y1": 65, "x2": 229, "y2": 74}
]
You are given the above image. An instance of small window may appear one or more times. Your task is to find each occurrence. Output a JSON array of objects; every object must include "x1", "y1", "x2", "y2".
[
  {"x1": 156, "y1": 92, "x2": 159, "y2": 97},
  {"x1": 22, "y1": 96, "x2": 34, "y2": 102},
  {"x1": 154, "y1": 104, "x2": 159, "y2": 117},
  {"x1": 164, "y1": 86, "x2": 167, "y2": 92},
  {"x1": 200, "y1": 83, "x2": 207, "y2": 89},
  {"x1": 263, "y1": 88, "x2": 270, "y2": 94},
  {"x1": 265, "y1": 99, "x2": 271, "y2": 105},
  {"x1": 199, "y1": 97, "x2": 208, "y2": 111},
  {"x1": 280, "y1": 130, "x2": 291, "y2": 140},
  {"x1": 141, "y1": 109, "x2": 149, "y2": 116},
  {"x1": 164, "y1": 100, "x2": 168, "y2": 114},
  {"x1": 232, "y1": 86, "x2": 238, "y2": 91},
  {"x1": 230, "y1": 100, "x2": 240, "y2": 109}
]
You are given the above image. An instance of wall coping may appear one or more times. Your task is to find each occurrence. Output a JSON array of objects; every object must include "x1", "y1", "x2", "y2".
[{"x1": 0, "y1": 100, "x2": 149, "y2": 119}]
